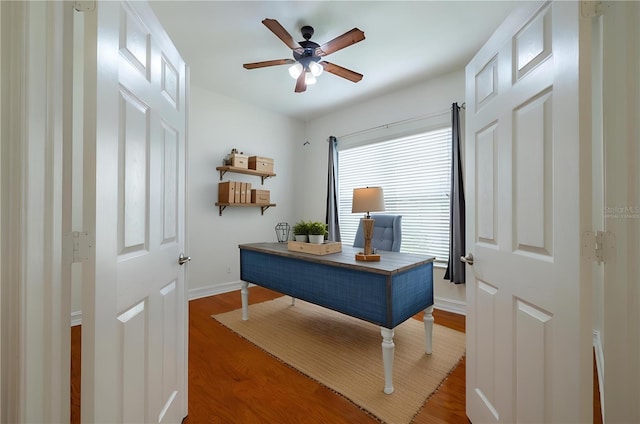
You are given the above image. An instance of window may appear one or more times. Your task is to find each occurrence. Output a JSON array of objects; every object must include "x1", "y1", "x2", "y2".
[{"x1": 338, "y1": 127, "x2": 451, "y2": 264}]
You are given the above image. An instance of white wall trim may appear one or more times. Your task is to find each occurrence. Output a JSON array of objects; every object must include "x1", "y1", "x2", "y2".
[
  {"x1": 434, "y1": 296, "x2": 467, "y2": 316},
  {"x1": 188, "y1": 281, "x2": 246, "y2": 301},
  {"x1": 0, "y1": 2, "x2": 72, "y2": 422},
  {"x1": 0, "y1": 4, "x2": 23, "y2": 421},
  {"x1": 602, "y1": 2, "x2": 640, "y2": 422},
  {"x1": 70, "y1": 311, "x2": 83, "y2": 327},
  {"x1": 593, "y1": 330, "x2": 605, "y2": 422}
]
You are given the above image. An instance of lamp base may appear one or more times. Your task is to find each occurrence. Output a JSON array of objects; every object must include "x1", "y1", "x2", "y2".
[{"x1": 355, "y1": 253, "x2": 381, "y2": 262}]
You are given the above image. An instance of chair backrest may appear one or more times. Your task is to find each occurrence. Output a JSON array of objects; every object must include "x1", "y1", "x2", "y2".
[{"x1": 352, "y1": 214, "x2": 402, "y2": 252}]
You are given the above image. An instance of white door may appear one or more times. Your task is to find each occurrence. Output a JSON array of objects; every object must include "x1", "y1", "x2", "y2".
[
  {"x1": 465, "y1": 2, "x2": 592, "y2": 422},
  {"x1": 82, "y1": 1, "x2": 188, "y2": 422}
]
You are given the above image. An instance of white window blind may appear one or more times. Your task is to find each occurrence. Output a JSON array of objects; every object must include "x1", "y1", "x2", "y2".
[{"x1": 338, "y1": 127, "x2": 452, "y2": 263}]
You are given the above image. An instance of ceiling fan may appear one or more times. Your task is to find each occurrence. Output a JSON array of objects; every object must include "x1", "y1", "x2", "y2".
[{"x1": 243, "y1": 19, "x2": 365, "y2": 93}]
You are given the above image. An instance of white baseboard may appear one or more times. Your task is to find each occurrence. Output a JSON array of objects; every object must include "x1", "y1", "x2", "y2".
[
  {"x1": 593, "y1": 330, "x2": 605, "y2": 422},
  {"x1": 188, "y1": 280, "x2": 247, "y2": 301},
  {"x1": 434, "y1": 296, "x2": 466, "y2": 316},
  {"x1": 71, "y1": 310, "x2": 82, "y2": 327}
]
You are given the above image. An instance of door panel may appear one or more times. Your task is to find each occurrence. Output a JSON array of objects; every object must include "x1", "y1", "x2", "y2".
[
  {"x1": 475, "y1": 123, "x2": 497, "y2": 245},
  {"x1": 466, "y1": 2, "x2": 591, "y2": 422},
  {"x1": 515, "y1": 300, "x2": 551, "y2": 423},
  {"x1": 83, "y1": 1, "x2": 187, "y2": 422},
  {"x1": 119, "y1": 88, "x2": 149, "y2": 255},
  {"x1": 475, "y1": 280, "x2": 498, "y2": 420},
  {"x1": 513, "y1": 88, "x2": 553, "y2": 257}
]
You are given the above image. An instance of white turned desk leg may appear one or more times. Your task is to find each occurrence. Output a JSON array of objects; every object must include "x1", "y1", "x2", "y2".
[
  {"x1": 424, "y1": 305, "x2": 434, "y2": 354},
  {"x1": 241, "y1": 281, "x2": 249, "y2": 321},
  {"x1": 380, "y1": 327, "x2": 395, "y2": 394},
  {"x1": 291, "y1": 296, "x2": 296, "y2": 306}
]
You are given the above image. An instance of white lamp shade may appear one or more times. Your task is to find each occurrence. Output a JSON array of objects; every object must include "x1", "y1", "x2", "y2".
[
  {"x1": 288, "y1": 62, "x2": 303, "y2": 79},
  {"x1": 352, "y1": 187, "x2": 385, "y2": 214},
  {"x1": 309, "y1": 61, "x2": 323, "y2": 77},
  {"x1": 304, "y1": 72, "x2": 317, "y2": 85}
]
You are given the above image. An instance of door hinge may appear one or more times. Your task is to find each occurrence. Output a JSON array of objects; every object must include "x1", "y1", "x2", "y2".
[
  {"x1": 74, "y1": 1, "x2": 95, "y2": 12},
  {"x1": 66, "y1": 231, "x2": 93, "y2": 263},
  {"x1": 582, "y1": 231, "x2": 614, "y2": 264}
]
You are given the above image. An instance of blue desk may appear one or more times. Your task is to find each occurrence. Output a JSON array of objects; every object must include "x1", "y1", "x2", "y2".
[{"x1": 239, "y1": 242, "x2": 435, "y2": 394}]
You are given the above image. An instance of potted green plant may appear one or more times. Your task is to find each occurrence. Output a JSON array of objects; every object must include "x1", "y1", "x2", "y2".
[
  {"x1": 307, "y1": 221, "x2": 328, "y2": 244},
  {"x1": 292, "y1": 220, "x2": 310, "y2": 242}
]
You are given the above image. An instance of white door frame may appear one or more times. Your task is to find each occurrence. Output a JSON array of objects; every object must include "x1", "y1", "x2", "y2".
[
  {"x1": 0, "y1": 1, "x2": 73, "y2": 423},
  {"x1": 602, "y1": 2, "x2": 640, "y2": 422}
]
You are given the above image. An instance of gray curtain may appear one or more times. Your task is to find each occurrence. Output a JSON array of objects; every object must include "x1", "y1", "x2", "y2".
[
  {"x1": 444, "y1": 103, "x2": 466, "y2": 284},
  {"x1": 325, "y1": 136, "x2": 341, "y2": 241}
]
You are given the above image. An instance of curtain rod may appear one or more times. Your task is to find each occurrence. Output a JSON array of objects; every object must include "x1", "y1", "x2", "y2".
[{"x1": 335, "y1": 102, "x2": 464, "y2": 141}]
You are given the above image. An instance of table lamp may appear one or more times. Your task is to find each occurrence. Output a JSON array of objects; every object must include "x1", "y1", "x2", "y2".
[{"x1": 352, "y1": 187, "x2": 385, "y2": 261}]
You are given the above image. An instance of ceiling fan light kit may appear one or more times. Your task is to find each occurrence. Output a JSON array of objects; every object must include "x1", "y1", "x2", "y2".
[
  {"x1": 304, "y1": 72, "x2": 317, "y2": 85},
  {"x1": 288, "y1": 62, "x2": 303, "y2": 79},
  {"x1": 243, "y1": 18, "x2": 365, "y2": 93}
]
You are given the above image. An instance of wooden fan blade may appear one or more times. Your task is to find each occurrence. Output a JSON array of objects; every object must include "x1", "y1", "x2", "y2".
[
  {"x1": 243, "y1": 59, "x2": 295, "y2": 69},
  {"x1": 320, "y1": 61, "x2": 363, "y2": 82},
  {"x1": 295, "y1": 72, "x2": 306, "y2": 93},
  {"x1": 262, "y1": 18, "x2": 300, "y2": 50},
  {"x1": 315, "y1": 28, "x2": 365, "y2": 57}
]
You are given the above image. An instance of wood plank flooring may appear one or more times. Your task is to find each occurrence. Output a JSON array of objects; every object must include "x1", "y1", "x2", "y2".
[
  {"x1": 185, "y1": 287, "x2": 467, "y2": 424},
  {"x1": 70, "y1": 286, "x2": 602, "y2": 423},
  {"x1": 70, "y1": 287, "x2": 465, "y2": 423}
]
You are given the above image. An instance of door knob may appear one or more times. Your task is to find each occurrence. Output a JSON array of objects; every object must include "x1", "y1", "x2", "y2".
[
  {"x1": 178, "y1": 253, "x2": 191, "y2": 265},
  {"x1": 460, "y1": 253, "x2": 474, "y2": 266}
]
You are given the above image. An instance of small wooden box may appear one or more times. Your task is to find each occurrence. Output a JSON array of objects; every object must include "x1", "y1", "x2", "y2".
[
  {"x1": 248, "y1": 156, "x2": 274, "y2": 173},
  {"x1": 218, "y1": 181, "x2": 235, "y2": 203},
  {"x1": 287, "y1": 241, "x2": 342, "y2": 255},
  {"x1": 230, "y1": 154, "x2": 248, "y2": 169},
  {"x1": 251, "y1": 189, "x2": 270, "y2": 204}
]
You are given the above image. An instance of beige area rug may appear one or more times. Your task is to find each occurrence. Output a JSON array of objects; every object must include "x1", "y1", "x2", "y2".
[{"x1": 213, "y1": 296, "x2": 466, "y2": 424}]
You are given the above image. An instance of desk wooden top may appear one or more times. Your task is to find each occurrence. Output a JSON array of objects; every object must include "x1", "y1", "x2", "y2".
[{"x1": 239, "y1": 242, "x2": 434, "y2": 276}]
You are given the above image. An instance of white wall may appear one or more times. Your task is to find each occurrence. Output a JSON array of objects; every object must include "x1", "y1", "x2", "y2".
[
  {"x1": 297, "y1": 69, "x2": 467, "y2": 313},
  {"x1": 187, "y1": 84, "x2": 303, "y2": 298},
  {"x1": 72, "y1": 68, "x2": 468, "y2": 312}
]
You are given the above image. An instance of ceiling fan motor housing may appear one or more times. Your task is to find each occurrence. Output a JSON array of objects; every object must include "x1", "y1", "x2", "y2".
[
  {"x1": 301, "y1": 25, "x2": 314, "y2": 40},
  {"x1": 294, "y1": 38, "x2": 321, "y2": 69}
]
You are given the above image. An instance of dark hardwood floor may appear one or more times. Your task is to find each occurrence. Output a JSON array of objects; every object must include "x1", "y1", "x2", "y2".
[{"x1": 70, "y1": 286, "x2": 602, "y2": 423}]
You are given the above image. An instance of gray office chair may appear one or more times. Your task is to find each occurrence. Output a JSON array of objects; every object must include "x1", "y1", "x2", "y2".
[{"x1": 353, "y1": 214, "x2": 402, "y2": 252}]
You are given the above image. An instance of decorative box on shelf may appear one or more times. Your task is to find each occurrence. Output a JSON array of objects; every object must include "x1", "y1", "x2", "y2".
[
  {"x1": 251, "y1": 189, "x2": 270, "y2": 204},
  {"x1": 287, "y1": 241, "x2": 342, "y2": 255},
  {"x1": 249, "y1": 156, "x2": 274, "y2": 174},
  {"x1": 225, "y1": 153, "x2": 248, "y2": 169}
]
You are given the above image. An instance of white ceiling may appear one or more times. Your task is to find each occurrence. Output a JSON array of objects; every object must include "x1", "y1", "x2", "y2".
[{"x1": 149, "y1": 1, "x2": 523, "y2": 121}]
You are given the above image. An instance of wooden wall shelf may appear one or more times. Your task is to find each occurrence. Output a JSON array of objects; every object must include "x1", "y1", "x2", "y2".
[
  {"x1": 215, "y1": 166, "x2": 276, "y2": 185},
  {"x1": 215, "y1": 203, "x2": 276, "y2": 216}
]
